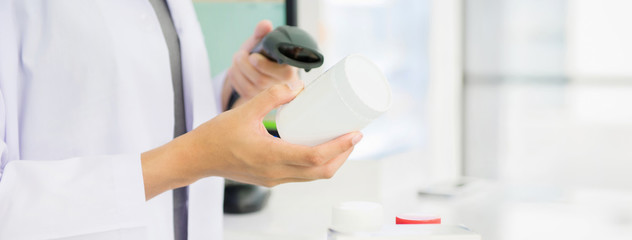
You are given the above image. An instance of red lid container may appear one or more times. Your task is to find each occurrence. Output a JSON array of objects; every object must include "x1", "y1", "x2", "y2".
[{"x1": 396, "y1": 214, "x2": 441, "y2": 224}]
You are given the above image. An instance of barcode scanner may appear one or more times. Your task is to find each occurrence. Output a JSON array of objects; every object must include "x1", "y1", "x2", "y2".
[{"x1": 251, "y1": 25, "x2": 324, "y2": 71}]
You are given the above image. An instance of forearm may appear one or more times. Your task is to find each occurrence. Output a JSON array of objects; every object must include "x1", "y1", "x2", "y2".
[{"x1": 141, "y1": 138, "x2": 197, "y2": 200}]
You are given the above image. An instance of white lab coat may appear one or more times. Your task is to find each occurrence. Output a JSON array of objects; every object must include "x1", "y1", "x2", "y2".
[{"x1": 0, "y1": 0, "x2": 227, "y2": 239}]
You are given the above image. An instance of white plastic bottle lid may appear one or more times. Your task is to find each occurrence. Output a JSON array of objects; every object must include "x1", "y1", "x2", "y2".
[
  {"x1": 331, "y1": 201, "x2": 384, "y2": 233},
  {"x1": 334, "y1": 54, "x2": 392, "y2": 119}
]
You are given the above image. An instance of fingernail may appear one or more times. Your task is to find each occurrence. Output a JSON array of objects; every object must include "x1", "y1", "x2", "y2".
[
  {"x1": 248, "y1": 54, "x2": 258, "y2": 66},
  {"x1": 286, "y1": 80, "x2": 304, "y2": 92},
  {"x1": 351, "y1": 133, "x2": 363, "y2": 146}
]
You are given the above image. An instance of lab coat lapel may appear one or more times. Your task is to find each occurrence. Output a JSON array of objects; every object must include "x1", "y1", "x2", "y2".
[
  {"x1": 167, "y1": 0, "x2": 219, "y2": 130},
  {"x1": 166, "y1": 1, "x2": 225, "y2": 240}
]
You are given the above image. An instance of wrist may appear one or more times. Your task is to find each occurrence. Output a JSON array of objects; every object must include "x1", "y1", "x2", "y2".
[{"x1": 141, "y1": 138, "x2": 197, "y2": 199}]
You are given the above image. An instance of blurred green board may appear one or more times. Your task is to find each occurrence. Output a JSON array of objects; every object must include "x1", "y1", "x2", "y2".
[{"x1": 193, "y1": 2, "x2": 286, "y2": 77}]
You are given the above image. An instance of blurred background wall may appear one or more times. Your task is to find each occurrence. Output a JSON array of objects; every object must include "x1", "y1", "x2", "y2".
[{"x1": 464, "y1": 0, "x2": 632, "y2": 190}]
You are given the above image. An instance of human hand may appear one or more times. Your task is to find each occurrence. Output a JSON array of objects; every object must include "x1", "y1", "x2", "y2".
[
  {"x1": 142, "y1": 84, "x2": 362, "y2": 199},
  {"x1": 222, "y1": 20, "x2": 302, "y2": 109}
]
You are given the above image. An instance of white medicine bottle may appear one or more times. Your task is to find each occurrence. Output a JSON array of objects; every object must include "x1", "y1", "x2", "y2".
[{"x1": 276, "y1": 54, "x2": 392, "y2": 146}]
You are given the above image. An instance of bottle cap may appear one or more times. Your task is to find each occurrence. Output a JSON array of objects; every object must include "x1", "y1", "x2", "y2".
[
  {"x1": 335, "y1": 54, "x2": 392, "y2": 119},
  {"x1": 396, "y1": 214, "x2": 442, "y2": 224},
  {"x1": 331, "y1": 201, "x2": 384, "y2": 233}
]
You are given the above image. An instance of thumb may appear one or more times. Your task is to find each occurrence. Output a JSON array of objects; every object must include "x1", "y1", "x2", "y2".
[
  {"x1": 240, "y1": 20, "x2": 274, "y2": 52},
  {"x1": 244, "y1": 82, "x2": 303, "y2": 119}
]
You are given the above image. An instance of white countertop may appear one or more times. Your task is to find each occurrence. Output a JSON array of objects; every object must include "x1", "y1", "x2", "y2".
[{"x1": 223, "y1": 150, "x2": 632, "y2": 240}]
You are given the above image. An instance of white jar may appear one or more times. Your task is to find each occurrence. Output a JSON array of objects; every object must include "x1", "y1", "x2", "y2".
[
  {"x1": 330, "y1": 201, "x2": 384, "y2": 234},
  {"x1": 276, "y1": 54, "x2": 392, "y2": 146}
]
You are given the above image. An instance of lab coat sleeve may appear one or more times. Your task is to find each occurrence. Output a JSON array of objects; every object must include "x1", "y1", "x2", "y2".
[
  {"x1": 0, "y1": 3, "x2": 148, "y2": 239},
  {"x1": 0, "y1": 155, "x2": 148, "y2": 239},
  {"x1": 0, "y1": 95, "x2": 148, "y2": 239}
]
